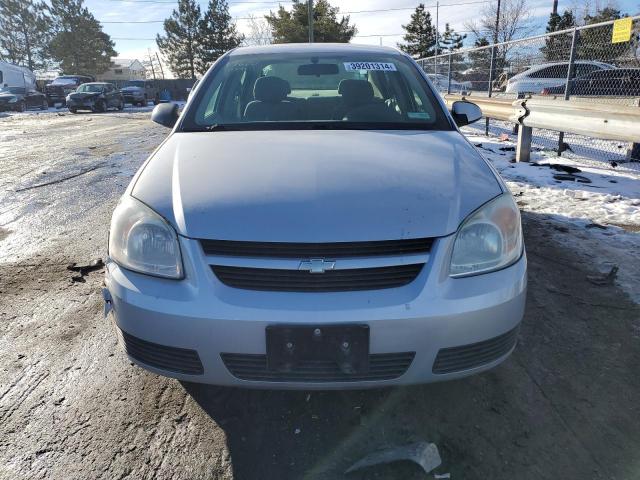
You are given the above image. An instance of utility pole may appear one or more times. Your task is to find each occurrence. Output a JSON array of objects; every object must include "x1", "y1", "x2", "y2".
[
  {"x1": 490, "y1": 0, "x2": 501, "y2": 85},
  {"x1": 308, "y1": 0, "x2": 314, "y2": 43},
  {"x1": 552, "y1": 0, "x2": 558, "y2": 15},
  {"x1": 434, "y1": 1, "x2": 439, "y2": 75},
  {"x1": 486, "y1": 0, "x2": 501, "y2": 135}
]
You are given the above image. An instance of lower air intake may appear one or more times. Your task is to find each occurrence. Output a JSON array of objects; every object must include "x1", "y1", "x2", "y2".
[
  {"x1": 119, "y1": 329, "x2": 204, "y2": 375},
  {"x1": 221, "y1": 352, "x2": 415, "y2": 382},
  {"x1": 432, "y1": 326, "x2": 519, "y2": 374}
]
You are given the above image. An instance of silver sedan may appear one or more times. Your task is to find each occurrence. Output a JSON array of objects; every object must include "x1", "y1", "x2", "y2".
[{"x1": 104, "y1": 43, "x2": 526, "y2": 389}]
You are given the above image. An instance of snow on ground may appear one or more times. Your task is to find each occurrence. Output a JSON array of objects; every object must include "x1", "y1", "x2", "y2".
[{"x1": 463, "y1": 127, "x2": 640, "y2": 303}]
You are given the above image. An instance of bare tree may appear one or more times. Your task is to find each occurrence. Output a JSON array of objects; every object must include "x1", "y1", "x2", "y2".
[
  {"x1": 243, "y1": 14, "x2": 272, "y2": 46},
  {"x1": 464, "y1": 0, "x2": 535, "y2": 45}
]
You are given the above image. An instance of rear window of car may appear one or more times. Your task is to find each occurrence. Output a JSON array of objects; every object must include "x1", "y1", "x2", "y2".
[{"x1": 181, "y1": 51, "x2": 452, "y2": 131}]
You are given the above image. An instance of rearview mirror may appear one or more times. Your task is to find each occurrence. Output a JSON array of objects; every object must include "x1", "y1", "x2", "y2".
[
  {"x1": 151, "y1": 103, "x2": 179, "y2": 128},
  {"x1": 451, "y1": 101, "x2": 482, "y2": 127}
]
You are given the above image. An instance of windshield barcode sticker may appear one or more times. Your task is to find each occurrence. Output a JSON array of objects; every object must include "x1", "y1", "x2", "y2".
[{"x1": 344, "y1": 62, "x2": 397, "y2": 72}]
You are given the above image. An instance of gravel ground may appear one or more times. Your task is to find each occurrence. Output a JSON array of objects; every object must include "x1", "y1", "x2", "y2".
[{"x1": 1, "y1": 111, "x2": 639, "y2": 480}]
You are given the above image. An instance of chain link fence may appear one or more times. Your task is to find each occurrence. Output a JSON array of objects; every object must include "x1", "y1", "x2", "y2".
[{"x1": 418, "y1": 16, "x2": 640, "y2": 169}]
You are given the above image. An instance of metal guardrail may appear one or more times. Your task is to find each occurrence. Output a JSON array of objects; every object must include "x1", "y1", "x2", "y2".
[
  {"x1": 513, "y1": 98, "x2": 640, "y2": 143},
  {"x1": 445, "y1": 95, "x2": 640, "y2": 162}
]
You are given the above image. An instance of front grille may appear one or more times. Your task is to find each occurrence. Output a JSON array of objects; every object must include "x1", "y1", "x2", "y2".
[
  {"x1": 432, "y1": 326, "x2": 519, "y2": 374},
  {"x1": 212, "y1": 263, "x2": 424, "y2": 292},
  {"x1": 200, "y1": 238, "x2": 433, "y2": 258},
  {"x1": 118, "y1": 329, "x2": 204, "y2": 375},
  {"x1": 221, "y1": 352, "x2": 415, "y2": 382}
]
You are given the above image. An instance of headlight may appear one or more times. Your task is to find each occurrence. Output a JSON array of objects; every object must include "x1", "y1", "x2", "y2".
[
  {"x1": 450, "y1": 193, "x2": 523, "y2": 277},
  {"x1": 108, "y1": 196, "x2": 183, "y2": 279}
]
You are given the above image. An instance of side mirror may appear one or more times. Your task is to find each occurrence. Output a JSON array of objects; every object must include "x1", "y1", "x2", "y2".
[
  {"x1": 451, "y1": 100, "x2": 482, "y2": 127},
  {"x1": 151, "y1": 103, "x2": 179, "y2": 128}
]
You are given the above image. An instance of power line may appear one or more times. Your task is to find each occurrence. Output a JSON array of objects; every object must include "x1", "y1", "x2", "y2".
[
  {"x1": 102, "y1": 0, "x2": 293, "y2": 3},
  {"x1": 100, "y1": 0, "x2": 491, "y2": 22}
]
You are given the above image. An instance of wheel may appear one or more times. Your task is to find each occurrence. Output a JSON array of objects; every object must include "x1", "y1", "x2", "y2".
[
  {"x1": 47, "y1": 100, "x2": 54, "y2": 107},
  {"x1": 69, "y1": 107, "x2": 78, "y2": 114},
  {"x1": 16, "y1": 101, "x2": 26, "y2": 112},
  {"x1": 117, "y1": 99, "x2": 124, "y2": 111},
  {"x1": 143, "y1": 95, "x2": 148, "y2": 106},
  {"x1": 94, "y1": 100, "x2": 106, "y2": 113},
  {"x1": 153, "y1": 94, "x2": 159, "y2": 105},
  {"x1": 40, "y1": 99, "x2": 48, "y2": 110}
]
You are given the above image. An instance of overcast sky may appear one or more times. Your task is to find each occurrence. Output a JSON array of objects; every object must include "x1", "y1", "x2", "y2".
[{"x1": 87, "y1": 0, "x2": 639, "y2": 65}]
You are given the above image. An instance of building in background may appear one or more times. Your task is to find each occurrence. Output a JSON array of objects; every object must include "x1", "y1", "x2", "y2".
[{"x1": 97, "y1": 58, "x2": 146, "y2": 81}]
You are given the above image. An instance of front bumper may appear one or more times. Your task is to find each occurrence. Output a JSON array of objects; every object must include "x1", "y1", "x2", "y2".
[
  {"x1": 123, "y1": 93, "x2": 145, "y2": 103},
  {"x1": 105, "y1": 234, "x2": 527, "y2": 389},
  {"x1": 67, "y1": 98, "x2": 97, "y2": 110},
  {"x1": 0, "y1": 101, "x2": 16, "y2": 111}
]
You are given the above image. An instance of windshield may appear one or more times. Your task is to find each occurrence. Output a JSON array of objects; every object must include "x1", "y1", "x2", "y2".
[
  {"x1": 0, "y1": 87, "x2": 24, "y2": 94},
  {"x1": 77, "y1": 84, "x2": 104, "y2": 93},
  {"x1": 124, "y1": 81, "x2": 144, "y2": 88},
  {"x1": 181, "y1": 52, "x2": 451, "y2": 131}
]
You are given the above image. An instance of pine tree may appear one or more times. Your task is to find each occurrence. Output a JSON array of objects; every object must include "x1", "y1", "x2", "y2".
[
  {"x1": 540, "y1": 10, "x2": 576, "y2": 61},
  {"x1": 0, "y1": 0, "x2": 52, "y2": 71},
  {"x1": 467, "y1": 37, "x2": 492, "y2": 89},
  {"x1": 398, "y1": 4, "x2": 437, "y2": 59},
  {"x1": 197, "y1": 0, "x2": 243, "y2": 75},
  {"x1": 265, "y1": 0, "x2": 356, "y2": 44},
  {"x1": 439, "y1": 23, "x2": 466, "y2": 53},
  {"x1": 579, "y1": 7, "x2": 627, "y2": 62},
  {"x1": 48, "y1": 0, "x2": 116, "y2": 75},
  {"x1": 156, "y1": 0, "x2": 202, "y2": 79}
]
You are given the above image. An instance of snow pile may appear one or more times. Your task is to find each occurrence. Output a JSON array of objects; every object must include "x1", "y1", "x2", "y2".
[{"x1": 463, "y1": 129, "x2": 640, "y2": 303}]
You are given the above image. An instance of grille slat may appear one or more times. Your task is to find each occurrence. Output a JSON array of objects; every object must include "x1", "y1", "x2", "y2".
[
  {"x1": 221, "y1": 352, "x2": 415, "y2": 382},
  {"x1": 119, "y1": 330, "x2": 204, "y2": 375},
  {"x1": 212, "y1": 264, "x2": 424, "y2": 292},
  {"x1": 201, "y1": 238, "x2": 433, "y2": 258},
  {"x1": 432, "y1": 327, "x2": 519, "y2": 374}
]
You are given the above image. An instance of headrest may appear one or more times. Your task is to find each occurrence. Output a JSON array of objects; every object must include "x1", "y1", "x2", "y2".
[
  {"x1": 338, "y1": 79, "x2": 374, "y2": 106},
  {"x1": 254, "y1": 76, "x2": 291, "y2": 103}
]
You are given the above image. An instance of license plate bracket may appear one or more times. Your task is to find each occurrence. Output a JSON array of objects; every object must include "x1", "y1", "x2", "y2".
[{"x1": 266, "y1": 324, "x2": 370, "y2": 374}]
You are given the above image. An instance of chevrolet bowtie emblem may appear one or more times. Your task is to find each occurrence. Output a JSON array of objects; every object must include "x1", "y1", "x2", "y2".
[{"x1": 299, "y1": 259, "x2": 336, "y2": 274}]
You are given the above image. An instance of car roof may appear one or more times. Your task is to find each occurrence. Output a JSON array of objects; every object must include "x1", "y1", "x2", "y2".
[
  {"x1": 228, "y1": 43, "x2": 404, "y2": 57},
  {"x1": 81, "y1": 82, "x2": 112, "y2": 86},
  {"x1": 526, "y1": 60, "x2": 612, "y2": 71}
]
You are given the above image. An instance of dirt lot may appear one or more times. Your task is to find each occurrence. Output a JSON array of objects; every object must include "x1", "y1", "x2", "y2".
[{"x1": 1, "y1": 111, "x2": 639, "y2": 480}]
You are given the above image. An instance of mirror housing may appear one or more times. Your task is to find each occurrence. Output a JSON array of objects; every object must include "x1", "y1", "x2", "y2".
[
  {"x1": 451, "y1": 100, "x2": 482, "y2": 127},
  {"x1": 151, "y1": 103, "x2": 179, "y2": 128}
]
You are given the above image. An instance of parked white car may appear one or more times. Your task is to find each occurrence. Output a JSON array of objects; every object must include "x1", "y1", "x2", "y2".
[{"x1": 505, "y1": 61, "x2": 615, "y2": 96}]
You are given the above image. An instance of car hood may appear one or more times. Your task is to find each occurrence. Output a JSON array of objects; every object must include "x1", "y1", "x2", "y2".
[
  {"x1": 0, "y1": 93, "x2": 19, "y2": 101},
  {"x1": 132, "y1": 130, "x2": 503, "y2": 241}
]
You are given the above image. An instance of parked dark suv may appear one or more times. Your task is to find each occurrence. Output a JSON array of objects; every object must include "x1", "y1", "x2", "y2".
[{"x1": 45, "y1": 75, "x2": 94, "y2": 106}]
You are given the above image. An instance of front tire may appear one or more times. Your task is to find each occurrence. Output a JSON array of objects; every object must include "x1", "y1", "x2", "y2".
[
  {"x1": 69, "y1": 107, "x2": 78, "y2": 114},
  {"x1": 16, "y1": 101, "x2": 26, "y2": 112},
  {"x1": 93, "y1": 100, "x2": 106, "y2": 113},
  {"x1": 117, "y1": 99, "x2": 124, "y2": 111},
  {"x1": 40, "y1": 99, "x2": 48, "y2": 110}
]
